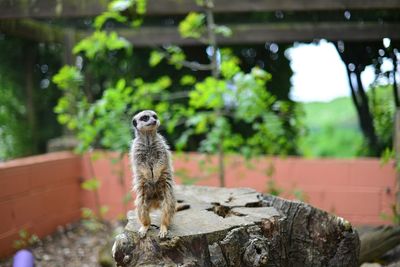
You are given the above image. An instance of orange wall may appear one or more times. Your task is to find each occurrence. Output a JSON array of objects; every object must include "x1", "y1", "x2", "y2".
[
  {"x1": 83, "y1": 153, "x2": 396, "y2": 226},
  {"x1": 0, "y1": 151, "x2": 396, "y2": 257},
  {"x1": 0, "y1": 152, "x2": 81, "y2": 258}
]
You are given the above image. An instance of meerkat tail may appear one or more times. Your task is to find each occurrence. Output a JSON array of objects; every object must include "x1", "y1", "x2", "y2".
[{"x1": 176, "y1": 204, "x2": 190, "y2": 212}]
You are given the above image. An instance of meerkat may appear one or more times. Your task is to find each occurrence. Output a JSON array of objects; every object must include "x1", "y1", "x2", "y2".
[{"x1": 130, "y1": 110, "x2": 176, "y2": 239}]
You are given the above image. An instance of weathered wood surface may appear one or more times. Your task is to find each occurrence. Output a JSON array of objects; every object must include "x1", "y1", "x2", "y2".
[
  {"x1": 112, "y1": 185, "x2": 359, "y2": 267},
  {"x1": 1, "y1": 0, "x2": 400, "y2": 19},
  {"x1": 2, "y1": 19, "x2": 400, "y2": 47},
  {"x1": 359, "y1": 226, "x2": 400, "y2": 264}
]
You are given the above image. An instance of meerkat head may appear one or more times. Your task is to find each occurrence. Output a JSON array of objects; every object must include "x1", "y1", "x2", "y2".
[{"x1": 132, "y1": 110, "x2": 160, "y2": 133}]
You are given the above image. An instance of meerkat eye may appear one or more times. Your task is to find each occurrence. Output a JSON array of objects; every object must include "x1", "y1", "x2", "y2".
[
  {"x1": 140, "y1": 115, "x2": 149, "y2": 122},
  {"x1": 153, "y1": 115, "x2": 158, "y2": 120}
]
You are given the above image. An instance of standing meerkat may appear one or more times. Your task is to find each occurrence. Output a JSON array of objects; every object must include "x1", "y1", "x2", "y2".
[{"x1": 130, "y1": 110, "x2": 176, "y2": 239}]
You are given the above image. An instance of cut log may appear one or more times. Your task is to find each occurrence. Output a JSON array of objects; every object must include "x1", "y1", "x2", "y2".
[
  {"x1": 359, "y1": 226, "x2": 400, "y2": 264},
  {"x1": 112, "y1": 185, "x2": 359, "y2": 267}
]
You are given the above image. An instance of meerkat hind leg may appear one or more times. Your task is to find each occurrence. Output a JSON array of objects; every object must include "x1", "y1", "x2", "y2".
[
  {"x1": 137, "y1": 205, "x2": 151, "y2": 238},
  {"x1": 159, "y1": 199, "x2": 175, "y2": 239}
]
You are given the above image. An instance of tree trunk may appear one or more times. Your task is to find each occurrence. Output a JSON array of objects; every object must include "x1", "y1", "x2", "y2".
[
  {"x1": 391, "y1": 51, "x2": 399, "y2": 108},
  {"x1": 24, "y1": 42, "x2": 37, "y2": 155},
  {"x1": 204, "y1": 0, "x2": 225, "y2": 187},
  {"x1": 112, "y1": 185, "x2": 359, "y2": 267},
  {"x1": 359, "y1": 226, "x2": 400, "y2": 264},
  {"x1": 335, "y1": 44, "x2": 381, "y2": 156}
]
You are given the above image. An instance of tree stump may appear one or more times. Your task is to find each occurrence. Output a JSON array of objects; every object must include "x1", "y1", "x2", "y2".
[{"x1": 112, "y1": 185, "x2": 359, "y2": 267}]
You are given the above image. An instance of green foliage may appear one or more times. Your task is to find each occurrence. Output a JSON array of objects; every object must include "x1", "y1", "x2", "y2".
[
  {"x1": 73, "y1": 31, "x2": 131, "y2": 59},
  {"x1": 292, "y1": 188, "x2": 308, "y2": 202},
  {"x1": 369, "y1": 85, "x2": 395, "y2": 151},
  {"x1": 180, "y1": 75, "x2": 197, "y2": 86},
  {"x1": 81, "y1": 207, "x2": 105, "y2": 232},
  {"x1": 178, "y1": 12, "x2": 206, "y2": 39},
  {"x1": 0, "y1": 39, "x2": 63, "y2": 160},
  {"x1": 265, "y1": 179, "x2": 283, "y2": 196},
  {"x1": 96, "y1": 0, "x2": 147, "y2": 29},
  {"x1": 380, "y1": 205, "x2": 400, "y2": 225},
  {"x1": 149, "y1": 50, "x2": 165, "y2": 67},
  {"x1": 13, "y1": 229, "x2": 40, "y2": 250},
  {"x1": 54, "y1": 68, "x2": 173, "y2": 153},
  {"x1": 81, "y1": 178, "x2": 101, "y2": 191},
  {"x1": 214, "y1": 25, "x2": 232, "y2": 37},
  {"x1": 0, "y1": 81, "x2": 30, "y2": 159},
  {"x1": 52, "y1": 0, "x2": 305, "y2": 187},
  {"x1": 94, "y1": 11, "x2": 127, "y2": 30},
  {"x1": 299, "y1": 85, "x2": 396, "y2": 158},
  {"x1": 381, "y1": 147, "x2": 395, "y2": 166},
  {"x1": 164, "y1": 46, "x2": 187, "y2": 69},
  {"x1": 52, "y1": 65, "x2": 83, "y2": 90},
  {"x1": 298, "y1": 97, "x2": 364, "y2": 158},
  {"x1": 53, "y1": 66, "x2": 85, "y2": 131},
  {"x1": 109, "y1": 0, "x2": 147, "y2": 15},
  {"x1": 175, "y1": 169, "x2": 199, "y2": 185}
]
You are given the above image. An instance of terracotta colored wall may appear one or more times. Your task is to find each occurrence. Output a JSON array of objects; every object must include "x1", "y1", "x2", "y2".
[
  {"x1": 80, "y1": 152, "x2": 134, "y2": 220},
  {"x1": 0, "y1": 152, "x2": 81, "y2": 258},
  {"x1": 82, "y1": 153, "x2": 396, "y2": 226},
  {"x1": 0, "y1": 151, "x2": 396, "y2": 258}
]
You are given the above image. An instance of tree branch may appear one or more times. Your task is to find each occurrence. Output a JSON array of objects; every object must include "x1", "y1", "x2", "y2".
[{"x1": 155, "y1": 47, "x2": 212, "y2": 71}]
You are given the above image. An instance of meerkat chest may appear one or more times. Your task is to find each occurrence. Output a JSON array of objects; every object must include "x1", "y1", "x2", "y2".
[
  {"x1": 141, "y1": 144, "x2": 163, "y2": 164},
  {"x1": 133, "y1": 142, "x2": 165, "y2": 180}
]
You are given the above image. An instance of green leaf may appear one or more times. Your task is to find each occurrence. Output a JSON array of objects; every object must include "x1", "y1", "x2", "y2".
[
  {"x1": 73, "y1": 31, "x2": 131, "y2": 59},
  {"x1": 135, "y1": 0, "x2": 147, "y2": 14},
  {"x1": 220, "y1": 60, "x2": 240, "y2": 79},
  {"x1": 52, "y1": 66, "x2": 83, "y2": 90},
  {"x1": 214, "y1": 25, "x2": 232, "y2": 37},
  {"x1": 100, "y1": 205, "x2": 109, "y2": 216},
  {"x1": 189, "y1": 77, "x2": 227, "y2": 109},
  {"x1": 57, "y1": 114, "x2": 71, "y2": 124},
  {"x1": 195, "y1": 0, "x2": 205, "y2": 6},
  {"x1": 19, "y1": 229, "x2": 28, "y2": 239},
  {"x1": 81, "y1": 178, "x2": 101, "y2": 191},
  {"x1": 149, "y1": 50, "x2": 165, "y2": 67},
  {"x1": 109, "y1": 0, "x2": 133, "y2": 11},
  {"x1": 29, "y1": 235, "x2": 40, "y2": 245},
  {"x1": 178, "y1": 12, "x2": 206, "y2": 39},
  {"x1": 180, "y1": 75, "x2": 196, "y2": 86},
  {"x1": 380, "y1": 147, "x2": 394, "y2": 165},
  {"x1": 81, "y1": 207, "x2": 95, "y2": 219},
  {"x1": 123, "y1": 193, "x2": 132, "y2": 204},
  {"x1": 165, "y1": 46, "x2": 186, "y2": 69},
  {"x1": 82, "y1": 219, "x2": 103, "y2": 232},
  {"x1": 176, "y1": 129, "x2": 193, "y2": 151},
  {"x1": 94, "y1": 11, "x2": 127, "y2": 30},
  {"x1": 13, "y1": 240, "x2": 24, "y2": 249}
]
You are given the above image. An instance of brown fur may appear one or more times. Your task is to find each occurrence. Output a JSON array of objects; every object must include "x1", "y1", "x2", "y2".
[{"x1": 130, "y1": 110, "x2": 175, "y2": 238}]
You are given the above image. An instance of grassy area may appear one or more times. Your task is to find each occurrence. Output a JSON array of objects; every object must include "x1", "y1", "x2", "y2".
[{"x1": 298, "y1": 97, "x2": 364, "y2": 158}]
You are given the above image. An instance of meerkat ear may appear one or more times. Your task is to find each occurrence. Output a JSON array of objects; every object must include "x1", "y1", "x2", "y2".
[{"x1": 132, "y1": 118, "x2": 137, "y2": 128}]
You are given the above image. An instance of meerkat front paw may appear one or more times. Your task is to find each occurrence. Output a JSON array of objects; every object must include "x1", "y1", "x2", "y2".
[
  {"x1": 138, "y1": 225, "x2": 149, "y2": 238},
  {"x1": 158, "y1": 225, "x2": 168, "y2": 239}
]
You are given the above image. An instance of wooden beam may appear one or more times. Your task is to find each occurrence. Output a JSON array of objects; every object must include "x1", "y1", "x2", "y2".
[
  {"x1": 1, "y1": 19, "x2": 399, "y2": 46},
  {"x1": 1, "y1": 0, "x2": 400, "y2": 19},
  {"x1": 116, "y1": 22, "x2": 400, "y2": 45},
  {"x1": 0, "y1": 20, "x2": 72, "y2": 43}
]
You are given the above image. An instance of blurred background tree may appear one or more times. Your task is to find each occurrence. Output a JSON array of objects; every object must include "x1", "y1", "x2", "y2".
[
  {"x1": 51, "y1": 0, "x2": 304, "y2": 186},
  {"x1": 0, "y1": 0, "x2": 398, "y2": 162},
  {"x1": 0, "y1": 38, "x2": 63, "y2": 159}
]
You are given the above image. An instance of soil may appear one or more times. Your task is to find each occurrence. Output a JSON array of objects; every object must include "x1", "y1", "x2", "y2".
[{"x1": 0, "y1": 220, "x2": 122, "y2": 267}]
